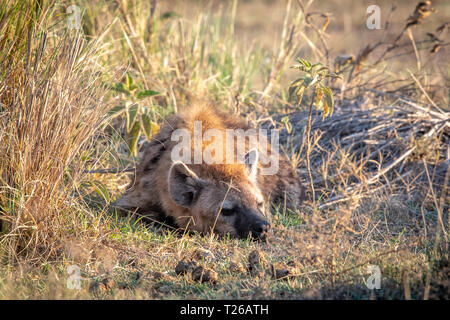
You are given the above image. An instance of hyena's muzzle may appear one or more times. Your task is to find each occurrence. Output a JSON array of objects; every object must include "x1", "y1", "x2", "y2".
[{"x1": 233, "y1": 208, "x2": 270, "y2": 241}]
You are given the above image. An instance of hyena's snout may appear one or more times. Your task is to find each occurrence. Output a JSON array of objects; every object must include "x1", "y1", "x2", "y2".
[
  {"x1": 236, "y1": 210, "x2": 271, "y2": 241},
  {"x1": 250, "y1": 219, "x2": 270, "y2": 240}
]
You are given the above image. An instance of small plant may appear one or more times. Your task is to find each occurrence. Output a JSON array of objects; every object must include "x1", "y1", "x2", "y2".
[
  {"x1": 289, "y1": 59, "x2": 340, "y2": 207},
  {"x1": 289, "y1": 58, "x2": 340, "y2": 119},
  {"x1": 108, "y1": 73, "x2": 160, "y2": 156},
  {"x1": 280, "y1": 116, "x2": 293, "y2": 134}
]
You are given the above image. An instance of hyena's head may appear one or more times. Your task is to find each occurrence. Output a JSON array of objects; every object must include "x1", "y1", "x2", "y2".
[{"x1": 168, "y1": 149, "x2": 270, "y2": 240}]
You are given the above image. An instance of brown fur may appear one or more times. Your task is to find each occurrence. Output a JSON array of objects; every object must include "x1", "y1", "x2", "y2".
[{"x1": 117, "y1": 104, "x2": 305, "y2": 238}]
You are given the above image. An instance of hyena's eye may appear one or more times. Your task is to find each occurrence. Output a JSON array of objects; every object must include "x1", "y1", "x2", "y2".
[
  {"x1": 220, "y1": 207, "x2": 235, "y2": 217},
  {"x1": 257, "y1": 201, "x2": 264, "y2": 208}
]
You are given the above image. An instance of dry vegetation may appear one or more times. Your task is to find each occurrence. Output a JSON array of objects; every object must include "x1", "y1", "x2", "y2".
[{"x1": 0, "y1": 0, "x2": 448, "y2": 299}]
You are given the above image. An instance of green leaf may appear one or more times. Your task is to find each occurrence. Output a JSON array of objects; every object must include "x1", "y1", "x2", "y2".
[
  {"x1": 297, "y1": 58, "x2": 312, "y2": 68},
  {"x1": 130, "y1": 84, "x2": 139, "y2": 91},
  {"x1": 140, "y1": 114, "x2": 153, "y2": 140},
  {"x1": 316, "y1": 87, "x2": 323, "y2": 109},
  {"x1": 290, "y1": 77, "x2": 305, "y2": 87},
  {"x1": 322, "y1": 86, "x2": 334, "y2": 118},
  {"x1": 281, "y1": 116, "x2": 292, "y2": 134},
  {"x1": 301, "y1": 75, "x2": 313, "y2": 88},
  {"x1": 288, "y1": 85, "x2": 305, "y2": 100},
  {"x1": 136, "y1": 90, "x2": 160, "y2": 99},
  {"x1": 288, "y1": 86, "x2": 298, "y2": 99},
  {"x1": 111, "y1": 83, "x2": 130, "y2": 95},
  {"x1": 90, "y1": 180, "x2": 110, "y2": 203},
  {"x1": 107, "y1": 105, "x2": 126, "y2": 118},
  {"x1": 127, "y1": 121, "x2": 141, "y2": 156},
  {"x1": 160, "y1": 11, "x2": 179, "y2": 19},
  {"x1": 126, "y1": 103, "x2": 139, "y2": 132},
  {"x1": 126, "y1": 72, "x2": 134, "y2": 90}
]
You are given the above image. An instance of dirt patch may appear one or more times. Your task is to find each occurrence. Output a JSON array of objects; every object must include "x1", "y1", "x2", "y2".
[
  {"x1": 175, "y1": 258, "x2": 196, "y2": 275},
  {"x1": 229, "y1": 261, "x2": 246, "y2": 273},
  {"x1": 269, "y1": 261, "x2": 300, "y2": 280},
  {"x1": 191, "y1": 266, "x2": 218, "y2": 284},
  {"x1": 89, "y1": 277, "x2": 115, "y2": 293},
  {"x1": 247, "y1": 250, "x2": 268, "y2": 277}
]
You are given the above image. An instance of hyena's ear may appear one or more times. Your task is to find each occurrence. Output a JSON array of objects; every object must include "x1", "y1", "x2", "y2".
[
  {"x1": 168, "y1": 161, "x2": 202, "y2": 208},
  {"x1": 243, "y1": 148, "x2": 259, "y2": 182}
]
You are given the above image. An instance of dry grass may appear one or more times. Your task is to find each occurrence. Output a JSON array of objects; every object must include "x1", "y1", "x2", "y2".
[
  {"x1": 0, "y1": 0, "x2": 448, "y2": 299},
  {"x1": 0, "y1": 1, "x2": 111, "y2": 262}
]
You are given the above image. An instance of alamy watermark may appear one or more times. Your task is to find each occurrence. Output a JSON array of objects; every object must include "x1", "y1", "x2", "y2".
[
  {"x1": 365, "y1": 264, "x2": 381, "y2": 290},
  {"x1": 366, "y1": 5, "x2": 382, "y2": 30},
  {"x1": 66, "y1": 264, "x2": 82, "y2": 289},
  {"x1": 67, "y1": 5, "x2": 82, "y2": 30}
]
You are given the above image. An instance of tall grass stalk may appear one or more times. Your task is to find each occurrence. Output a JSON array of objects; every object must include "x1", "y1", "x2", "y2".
[{"x1": 0, "y1": 0, "x2": 110, "y2": 263}]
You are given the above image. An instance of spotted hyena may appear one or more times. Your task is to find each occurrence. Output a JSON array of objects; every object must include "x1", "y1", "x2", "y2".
[{"x1": 117, "y1": 104, "x2": 305, "y2": 240}]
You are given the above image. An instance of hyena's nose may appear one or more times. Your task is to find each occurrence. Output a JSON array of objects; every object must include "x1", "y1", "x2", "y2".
[{"x1": 251, "y1": 220, "x2": 270, "y2": 240}]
